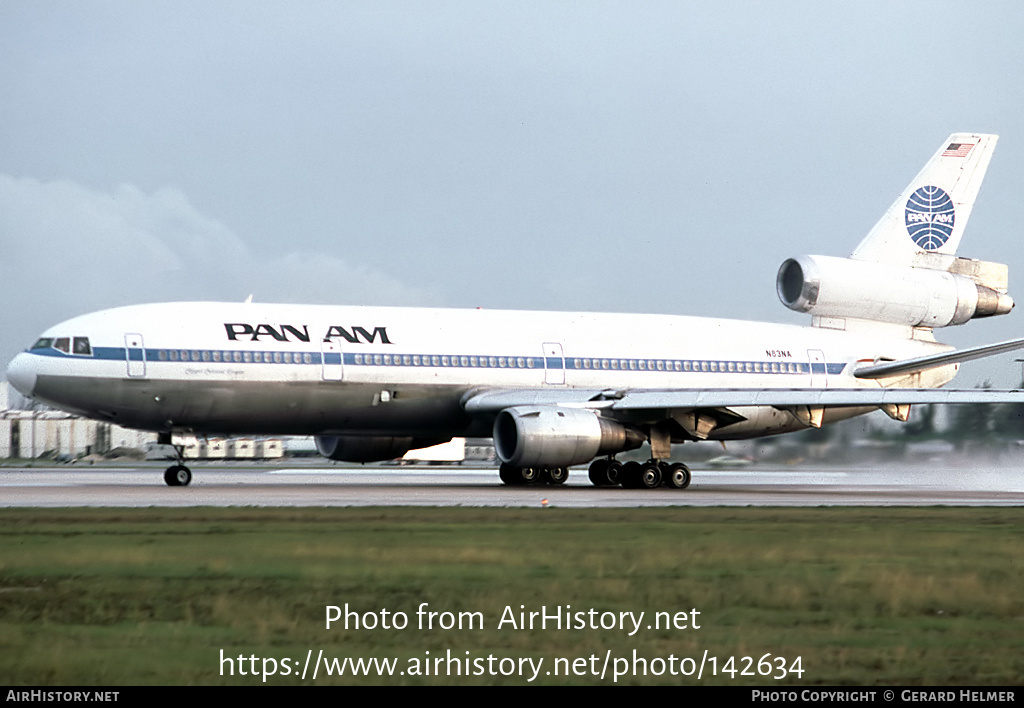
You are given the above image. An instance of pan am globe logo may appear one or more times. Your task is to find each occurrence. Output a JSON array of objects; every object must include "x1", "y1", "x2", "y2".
[{"x1": 905, "y1": 185, "x2": 955, "y2": 250}]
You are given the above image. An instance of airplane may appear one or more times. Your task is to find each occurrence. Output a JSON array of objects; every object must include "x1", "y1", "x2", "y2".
[{"x1": 8, "y1": 132, "x2": 1024, "y2": 489}]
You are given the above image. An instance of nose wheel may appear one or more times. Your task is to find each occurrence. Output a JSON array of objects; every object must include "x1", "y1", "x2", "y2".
[
  {"x1": 158, "y1": 432, "x2": 192, "y2": 486},
  {"x1": 164, "y1": 464, "x2": 192, "y2": 487}
]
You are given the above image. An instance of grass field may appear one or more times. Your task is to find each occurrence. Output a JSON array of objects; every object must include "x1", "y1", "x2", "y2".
[{"x1": 0, "y1": 507, "x2": 1021, "y2": 685}]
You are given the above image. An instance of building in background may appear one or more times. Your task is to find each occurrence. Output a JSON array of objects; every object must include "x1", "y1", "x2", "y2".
[{"x1": 0, "y1": 382, "x2": 285, "y2": 461}]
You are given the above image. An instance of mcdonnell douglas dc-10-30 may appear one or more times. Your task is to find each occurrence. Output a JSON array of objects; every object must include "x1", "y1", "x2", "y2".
[{"x1": 8, "y1": 133, "x2": 1024, "y2": 488}]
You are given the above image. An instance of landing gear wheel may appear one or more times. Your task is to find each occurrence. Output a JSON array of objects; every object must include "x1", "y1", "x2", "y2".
[
  {"x1": 666, "y1": 462, "x2": 691, "y2": 489},
  {"x1": 589, "y1": 459, "x2": 624, "y2": 487},
  {"x1": 605, "y1": 460, "x2": 623, "y2": 486},
  {"x1": 589, "y1": 459, "x2": 620, "y2": 486},
  {"x1": 547, "y1": 467, "x2": 569, "y2": 485},
  {"x1": 589, "y1": 459, "x2": 610, "y2": 486},
  {"x1": 499, "y1": 463, "x2": 523, "y2": 486},
  {"x1": 620, "y1": 461, "x2": 643, "y2": 489},
  {"x1": 520, "y1": 467, "x2": 541, "y2": 485},
  {"x1": 639, "y1": 462, "x2": 663, "y2": 489},
  {"x1": 164, "y1": 464, "x2": 192, "y2": 487}
]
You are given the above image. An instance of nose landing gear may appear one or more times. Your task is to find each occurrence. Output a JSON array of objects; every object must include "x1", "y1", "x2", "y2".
[{"x1": 158, "y1": 432, "x2": 193, "y2": 487}]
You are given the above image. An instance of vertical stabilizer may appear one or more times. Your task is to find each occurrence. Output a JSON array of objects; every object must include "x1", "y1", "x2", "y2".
[{"x1": 850, "y1": 133, "x2": 997, "y2": 264}]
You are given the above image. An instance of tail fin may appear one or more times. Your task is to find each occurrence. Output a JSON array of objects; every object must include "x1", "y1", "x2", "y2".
[{"x1": 850, "y1": 133, "x2": 997, "y2": 264}]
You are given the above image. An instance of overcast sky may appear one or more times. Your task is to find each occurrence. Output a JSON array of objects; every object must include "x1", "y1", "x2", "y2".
[{"x1": 3, "y1": 1, "x2": 1024, "y2": 386}]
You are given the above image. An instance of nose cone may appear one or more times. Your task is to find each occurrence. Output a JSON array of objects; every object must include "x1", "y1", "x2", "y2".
[{"x1": 5, "y1": 353, "x2": 37, "y2": 398}]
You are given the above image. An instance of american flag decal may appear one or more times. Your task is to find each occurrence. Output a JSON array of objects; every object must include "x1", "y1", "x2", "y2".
[{"x1": 942, "y1": 143, "x2": 974, "y2": 158}]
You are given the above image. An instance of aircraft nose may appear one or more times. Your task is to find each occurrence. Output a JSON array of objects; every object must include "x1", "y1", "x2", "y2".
[{"x1": 5, "y1": 353, "x2": 37, "y2": 398}]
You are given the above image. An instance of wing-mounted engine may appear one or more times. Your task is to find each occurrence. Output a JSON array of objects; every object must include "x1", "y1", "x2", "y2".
[
  {"x1": 315, "y1": 434, "x2": 451, "y2": 462},
  {"x1": 777, "y1": 254, "x2": 1013, "y2": 328},
  {"x1": 493, "y1": 406, "x2": 644, "y2": 468}
]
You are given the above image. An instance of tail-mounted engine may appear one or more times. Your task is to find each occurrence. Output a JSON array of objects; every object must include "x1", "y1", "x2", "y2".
[{"x1": 777, "y1": 254, "x2": 1013, "y2": 327}]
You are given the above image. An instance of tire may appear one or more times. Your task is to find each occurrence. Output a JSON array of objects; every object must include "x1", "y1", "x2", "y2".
[
  {"x1": 639, "y1": 462, "x2": 662, "y2": 489},
  {"x1": 666, "y1": 462, "x2": 691, "y2": 489},
  {"x1": 499, "y1": 463, "x2": 523, "y2": 486},
  {"x1": 164, "y1": 464, "x2": 192, "y2": 487},
  {"x1": 548, "y1": 467, "x2": 569, "y2": 485},
  {"x1": 605, "y1": 460, "x2": 623, "y2": 486},
  {"x1": 619, "y1": 461, "x2": 642, "y2": 489}
]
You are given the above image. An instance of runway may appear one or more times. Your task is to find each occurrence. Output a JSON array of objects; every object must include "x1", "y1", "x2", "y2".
[{"x1": 2, "y1": 461, "x2": 1024, "y2": 507}]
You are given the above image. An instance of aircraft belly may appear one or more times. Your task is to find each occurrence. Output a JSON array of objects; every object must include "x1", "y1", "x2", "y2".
[
  {"x1": 707, "y1": 405, "x2": 877, "y2": 440},
  {"x1": 33, "y1": 375, "x2": 474, "y2": 436}
]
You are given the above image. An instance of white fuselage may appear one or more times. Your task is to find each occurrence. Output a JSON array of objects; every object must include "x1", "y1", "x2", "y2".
[{"x1": 6, "y1": 301, "x2": 953, "y2": 440}]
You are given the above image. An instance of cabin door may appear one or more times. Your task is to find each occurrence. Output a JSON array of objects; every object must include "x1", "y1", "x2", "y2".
[
  {"x1": 125, "y1": 334, "x2": 146, "y2": 378},
  {"x1": 543, "y1": 342, "x2": 565, "y2": 385},
  {"x1": 807, "y1": 349, "x2": 827, "y2": 388},
  {"x1": 321, "y1": 338, "x2": 344, "y2": 381}
]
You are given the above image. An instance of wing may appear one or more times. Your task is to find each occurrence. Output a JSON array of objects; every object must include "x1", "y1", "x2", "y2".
[{"x1": 463, "y1": 387, "x2": 1024, "y2": 413}]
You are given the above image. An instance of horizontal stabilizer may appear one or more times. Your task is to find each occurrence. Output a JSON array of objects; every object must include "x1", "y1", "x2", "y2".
[{"x1": 854, "y1": 337, "x2": 1024, "y2": 379}]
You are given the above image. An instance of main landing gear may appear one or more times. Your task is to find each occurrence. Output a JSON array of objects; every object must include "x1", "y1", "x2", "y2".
[
  {"x1": 498, "y1": 459, "x2": 692, "y2": 489},
  {"x1": 588, "y1": 458, "x2": 691, "y2": 489},
  {"x1": 499, "y1": 463, "x2": 570, "y2": 486},
  {"x1": 158, "y1": 432, "x2": 193, "y2": 487}
]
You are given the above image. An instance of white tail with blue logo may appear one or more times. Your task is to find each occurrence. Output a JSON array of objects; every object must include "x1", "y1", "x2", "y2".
[
  {"x1": 851, "y1": 132, "x2": 998, "y2": 263},
  {"x1": 776, "y1": 133, "x2": 1011, "y2": 331}
]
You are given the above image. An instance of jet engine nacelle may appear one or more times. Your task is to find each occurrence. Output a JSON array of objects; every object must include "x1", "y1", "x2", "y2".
[
  {"x1": 777, "y1": 255, "x2": 1013, "y2": 327},
  {"x1": 493, "y1": 406, "x2": 644, "y2": 468},
  {"x1": 315, "y1": 434, "x2": 450, "y2": 462}
]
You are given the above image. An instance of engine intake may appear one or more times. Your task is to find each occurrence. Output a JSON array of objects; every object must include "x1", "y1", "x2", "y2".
[
  {"x1": 777, "y1": 255, "x2": 1013, "y2": 327},
  {"x1": 493, "y1": 406, "x2": 644, "y2": 468}
]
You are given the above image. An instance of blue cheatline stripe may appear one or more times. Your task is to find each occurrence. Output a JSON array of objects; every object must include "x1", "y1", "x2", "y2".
[{"x1": 24, "y1": 345, "x2": 849, "y2": 377}]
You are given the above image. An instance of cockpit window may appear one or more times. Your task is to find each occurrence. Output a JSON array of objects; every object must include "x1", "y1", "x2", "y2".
[{"x1": 31, "y1": 336, "x2": 93, "y2": 355}]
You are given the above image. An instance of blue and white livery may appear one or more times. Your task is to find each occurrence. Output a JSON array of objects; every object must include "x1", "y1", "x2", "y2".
[{"x1": 7, "y1": 133, "x2": 1024, "y2": 488}]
